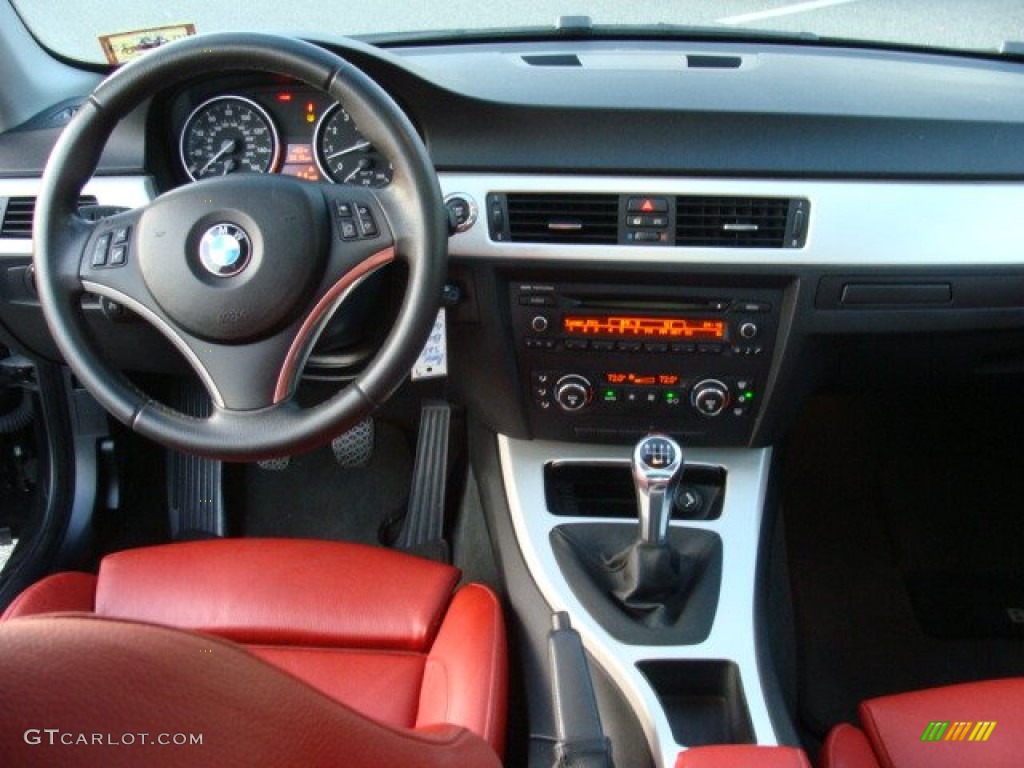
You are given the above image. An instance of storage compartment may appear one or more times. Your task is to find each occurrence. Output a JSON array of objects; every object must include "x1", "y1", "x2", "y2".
[
  {"x1": 544, "y1": 461, "x2": 724, "y2": 521},
  {"x1": 637, "y1": 660, "x2": 754, "y2": 746}
]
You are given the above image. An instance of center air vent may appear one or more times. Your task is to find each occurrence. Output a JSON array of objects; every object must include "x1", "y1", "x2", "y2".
[
  {"x1": 504, "y1": 193, "x2": 619, "y2": 245},
  {"x1": 0, "y1": 195, "x2": 99, "y2": 239},
  {"x1": 676, "y1": 196, "x2": 801, "y2": 248}
]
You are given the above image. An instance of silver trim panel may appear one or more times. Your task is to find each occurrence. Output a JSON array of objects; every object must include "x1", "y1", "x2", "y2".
[
  {"x1": 499, "y1": 435, "x2": 776, "y2": 768},
  {"x1": 440, "y1": 172, "x2": 1024, "y2": 267}
]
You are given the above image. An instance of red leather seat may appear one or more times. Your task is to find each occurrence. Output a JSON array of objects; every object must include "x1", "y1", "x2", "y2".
[
  {"x1": 1, "y1": 538, "x2": 507, "y2": 766},
  {"x1": 821, "y1": 679, "x2": 1024, "y2": 768}
]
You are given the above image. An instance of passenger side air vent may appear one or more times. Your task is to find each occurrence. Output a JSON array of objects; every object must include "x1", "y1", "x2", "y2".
[
  {"x1": 503, "y1": 193, "x2": 619, "y2": 245},
  {"x1": 675, "y1": 196, "x2": 807, "y2": 248},
  {"x1": 0, "y1": 195, "x2": 99, "y2": 239}
]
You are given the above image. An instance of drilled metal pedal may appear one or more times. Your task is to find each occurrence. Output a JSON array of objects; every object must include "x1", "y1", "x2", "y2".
[{"x1": 331, "y1": 418, "x2": 374, "y2": 468}]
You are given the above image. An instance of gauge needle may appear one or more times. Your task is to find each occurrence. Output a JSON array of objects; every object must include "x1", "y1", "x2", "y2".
[
  {"x1": 197, "y1": 139, "x2": 237, "y2": 175},
  {"x1": 343, "y1": 158, "x2": 372, "y2": 183},
  {"x1": 327, "y1": 141, "x2": 371, "y2": 160}
]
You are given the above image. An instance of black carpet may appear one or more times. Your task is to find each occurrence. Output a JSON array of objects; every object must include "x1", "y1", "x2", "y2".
[
  {"x1": 239, "y1": 421, "x2": 413, "y2": 545},
  {"x1": 781, "y1": 395, "x2": 1024, "y2": 739}
]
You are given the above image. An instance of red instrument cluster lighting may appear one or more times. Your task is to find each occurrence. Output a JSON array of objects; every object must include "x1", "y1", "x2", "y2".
[
  {"x1": 563, "y1": 315, "x2": 726, "y2": 340},
  {"x1": 605, "y1": 373, "x2": 680, "y2": 386},
  {"x1": 275, "y1": 92, "x2": 293, "y2": 102}
]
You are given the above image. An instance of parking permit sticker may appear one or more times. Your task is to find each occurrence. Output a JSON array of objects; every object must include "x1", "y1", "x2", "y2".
[
  {"x1": 411, "y1": 309, "x2": 448, "y2": 380},
  {"x1": 99, "y1": 23, "x2": 196, "y2": 65}
]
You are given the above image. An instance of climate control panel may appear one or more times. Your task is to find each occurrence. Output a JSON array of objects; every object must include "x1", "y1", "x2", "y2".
[{"x1": 534, "y1": 372, "x2": 757, "y2": 419}]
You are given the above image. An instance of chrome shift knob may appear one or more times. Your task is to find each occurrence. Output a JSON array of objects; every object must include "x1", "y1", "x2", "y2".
[{"x1": 631, "y1": 434, "x2": 684, "y2": 545}]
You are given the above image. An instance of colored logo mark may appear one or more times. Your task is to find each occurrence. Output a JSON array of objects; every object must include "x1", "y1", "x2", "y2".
[{"x1": 921, "y1": 721, "x2": 996, "y2": 742}]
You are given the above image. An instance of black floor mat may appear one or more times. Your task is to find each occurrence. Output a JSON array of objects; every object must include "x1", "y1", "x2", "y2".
[
  {"x1": 238, "y1": 421, "x2": 413, "y2": 545},
  {"x1": 906, "y1": 572, "x2": 1024, "y2": 639},
  {"x1": 782, "y1": 395, "x2": 1024, "y2": 739}
]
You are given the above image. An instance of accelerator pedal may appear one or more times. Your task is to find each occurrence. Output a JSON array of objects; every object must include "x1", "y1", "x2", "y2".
[
  {"x1": 395, "y1": 402, "x2": 451, "y2": 557},
  {"x1": 167, "y1": 382, "x2": 226, "y2": 540}
]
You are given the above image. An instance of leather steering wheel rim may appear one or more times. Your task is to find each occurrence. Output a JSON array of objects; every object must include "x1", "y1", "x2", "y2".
[{"x1": 33, "y1": 33, "x2": 447, "y2": 461}]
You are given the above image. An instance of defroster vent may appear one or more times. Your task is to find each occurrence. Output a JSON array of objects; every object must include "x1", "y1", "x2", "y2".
[
  {"x1": 0, "y1": 195, "x2": 98, "y2": 239},
  {"x1": 504, "y1": 193, "x2": 619, "y2": 245}
]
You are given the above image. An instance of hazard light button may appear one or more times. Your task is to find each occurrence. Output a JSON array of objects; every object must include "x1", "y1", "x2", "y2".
[{"x1": 626, "y1": 196, "x2": 669, "y2": 213}]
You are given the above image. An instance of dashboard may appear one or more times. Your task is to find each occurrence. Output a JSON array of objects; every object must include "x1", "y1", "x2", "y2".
[{"x1": 4, "y1": 36, "x2": 1024, "y2": 449}]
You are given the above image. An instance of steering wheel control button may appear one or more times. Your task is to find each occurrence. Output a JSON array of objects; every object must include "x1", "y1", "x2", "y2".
[
  {"x1": 339, "y1": 218, "x2": 358, "y2": 240},
  {"x1": 109, "y1": 245, "x2": 127, "y2": 266},
  {"x1": 198, "y1": 223, "x2": 252, "y2": 278},
  {"x1": 355, "y1": 204, "x2": 378, "y2": 237},
  {"x1": 91, "y1": 233, "x2": 112, "y2": 267},
  {"x1": 112, "y1": 226, "x2": 131, "y2": 245}
]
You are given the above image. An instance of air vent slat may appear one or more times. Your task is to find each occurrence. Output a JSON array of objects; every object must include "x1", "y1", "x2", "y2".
[
  {"x1": 676, "y1": 196, "x2": 791, "y2": 248},
  {"x1": 0, "y1": 195, "x2": 98, "y2": 239},
  {"x1": 506, "y1": 193, "x2": 619, "y2": 245}
]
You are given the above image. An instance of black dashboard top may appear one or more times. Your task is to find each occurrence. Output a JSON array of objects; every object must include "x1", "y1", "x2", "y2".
[{"x1": 3, "y1": 37, "x2": 1024, "y2": 180}]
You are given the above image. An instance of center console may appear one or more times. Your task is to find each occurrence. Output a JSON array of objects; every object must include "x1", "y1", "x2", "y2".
[
  {"x1": 498, "y1": 435, "x2": 778, "y2": 768},
  {"x1": 509, "y1": 281, "x2": 783, "y2": 445}
]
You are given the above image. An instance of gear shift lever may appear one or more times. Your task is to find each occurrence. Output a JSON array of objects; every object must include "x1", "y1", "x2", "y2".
[{"x1": 632, "y1": 434, "x2": 684, "y2": 545}]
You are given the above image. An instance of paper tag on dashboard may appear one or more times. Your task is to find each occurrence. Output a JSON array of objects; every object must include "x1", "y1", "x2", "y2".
[{"x1": 411, "y1": 309, "x2": 448, "y2": 380}]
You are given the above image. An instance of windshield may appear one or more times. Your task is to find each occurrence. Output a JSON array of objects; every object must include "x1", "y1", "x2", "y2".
[{"x1": 10, "y1": 0, "x2": 1023, "y2": 64}]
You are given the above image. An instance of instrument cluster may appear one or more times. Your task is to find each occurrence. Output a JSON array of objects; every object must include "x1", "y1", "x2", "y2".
[{"x1": 175, "y1": 84, "x2": 392, "y2": 187}]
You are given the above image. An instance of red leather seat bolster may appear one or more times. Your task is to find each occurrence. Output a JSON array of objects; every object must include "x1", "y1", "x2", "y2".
[
  {"x1": 820, "y1": 723, "x2": 882, "y2": 768},
  {"x1": 1, "y1": 572, "x2": 96, "y2": 619},
  {"x1": 94, "y1": 538, "x2": 460, "y2": 650},
  {"x1": 0, "y1": 615, "x2": 501, "y2": 768},
  {"x1": 674, "y1": 745, "x2": 812, "y2": 768},
  {"x1": 858, "y1": 678, "x2": 1024, "y2": 768},
  {"x1": 417, "y1": 583, "x2": 508, "y2": 757}
]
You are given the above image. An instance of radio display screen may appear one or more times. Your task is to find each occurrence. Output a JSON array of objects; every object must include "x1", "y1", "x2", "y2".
[{"x1": 563, "y1": 315, "x2": 726, "y2": 340}]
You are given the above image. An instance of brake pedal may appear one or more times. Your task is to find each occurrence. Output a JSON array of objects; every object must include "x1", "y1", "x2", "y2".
[{"x1": 332, "y1": 418, "x2": 374, "y2": 468}]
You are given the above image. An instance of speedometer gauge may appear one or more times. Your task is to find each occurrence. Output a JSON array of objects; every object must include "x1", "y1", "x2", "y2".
[
  {"x1": 180, "y1": 96, "x2": 280, "y2": 180},
  {"x1": 314, "y1": 104, "x2": 392, "y2": 187}
]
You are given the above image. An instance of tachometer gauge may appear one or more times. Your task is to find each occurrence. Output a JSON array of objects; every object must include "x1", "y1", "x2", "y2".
[
  {"x1": 180, "y1": 96, "x2": 280, "y2": 180},
  {"x1": 314, "y1": 104, "x2": 392, "y2": 187}
]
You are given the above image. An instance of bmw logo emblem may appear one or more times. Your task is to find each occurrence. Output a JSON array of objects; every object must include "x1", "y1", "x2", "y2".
[{"x1": 198, "y1": 223, "x2": 251, "y2": 277}]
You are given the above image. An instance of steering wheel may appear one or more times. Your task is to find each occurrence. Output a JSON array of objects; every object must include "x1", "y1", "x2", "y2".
[{"x1": 33, "y1": 33, "x2": 446, "y2": 461}]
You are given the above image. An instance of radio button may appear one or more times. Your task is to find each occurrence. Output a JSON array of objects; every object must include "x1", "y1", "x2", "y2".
[
  {"x1": 616, "y1": 341, "x2": 643, "y2": 353},
  {"x1": 670, "y1": 342, "x2": 696, "y2": 354},
  {"x1": 592, "y1": 340, "x2": 615, "y2": 351},
  {"x1": 530, "y1": 315, "x2": 550, "y2": 333},
  {"x1": 519, "y1": 295, "x2": 555, "y2": 306},
  {"x1": 739, "y1": 322, "x2": 759, "y2": 339},
  {"x1": 644, "y1": 342, "x2": 668, "y2": 353},
  {"x1": 564, "y1": 339, "x2": 589, "y2": 351},
  {"x1": 697, "y1": 343, "x2": 723, "y2": 354}
]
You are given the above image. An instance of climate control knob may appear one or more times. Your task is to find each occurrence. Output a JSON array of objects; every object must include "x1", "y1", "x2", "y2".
[
  {"x1": 691, "y1": 379, "x2": 730, "y2": 417},
  {"x1": 554, "y1": 374, "x2": 593, "y2": 412}
]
